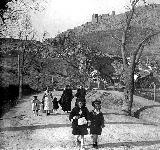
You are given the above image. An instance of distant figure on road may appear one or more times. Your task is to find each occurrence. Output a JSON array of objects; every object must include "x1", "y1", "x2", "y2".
[
  {"x1": 42, "y1": 90, "x2": 53, "y2": 116},
  {"x1": 31, "y1": 96, "x2": 41, "y2": 116},
  {"x1": 59, "y1": 85, "x2": 73, "y2": 113},
  {"x1": 44, "y1": 87, "x2": 49, "y2": 95},
  {"x1": 69, "y1": 98, "x2": 90, "y2": 150},
  {"x1": 52, "y1": 97, "x2": 59, "y2": 114},
  {"x1": 42, "y1": 87, "x2": 49, "y2": 110},
  {"x1": 75, "y1": 85, "x2": 86, "y2": 106}
]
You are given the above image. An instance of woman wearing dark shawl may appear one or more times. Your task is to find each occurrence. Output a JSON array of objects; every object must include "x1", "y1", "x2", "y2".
[{"x1": 59, "y1": 85, "x2": 73, "y2": 113}]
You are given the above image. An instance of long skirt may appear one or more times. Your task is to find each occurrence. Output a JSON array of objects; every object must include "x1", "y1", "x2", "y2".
[
  {"x1": 72, "y1": 124, "x2": 88, "y2": 135},
  {"x1": 62, "y1": 100, "x2": 71, "y2": 111},
  {"x1": 44, "y1": 97, "x2": 53, "y2": 111}
]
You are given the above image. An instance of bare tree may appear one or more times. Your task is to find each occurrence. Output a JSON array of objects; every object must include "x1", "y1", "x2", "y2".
[
  {"x1": 1, "y1": 0, "x2": 46, "y2": 99},
  {"x1": 0, "y1": 0, "x2": 46, "y2": 37},
  {"x1": 120, "y1": 0, "x2": 160, "y2": 115}
]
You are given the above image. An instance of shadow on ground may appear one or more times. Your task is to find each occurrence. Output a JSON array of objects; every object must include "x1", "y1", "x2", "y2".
[
  {"x1": 1, "y1": 120, "x2": 157, "y2": 132},
  {"x1": 134, "y1": 105, "x2": 160, "y2": 118},
  {"x1": 98, "y1": 140, "x2": 160, "y2": 149}
]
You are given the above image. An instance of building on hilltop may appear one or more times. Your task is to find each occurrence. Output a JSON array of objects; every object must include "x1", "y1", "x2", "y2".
[
  {"x1": 92, "y1": 11, "x2": 116, "y2": 24},
  {"x1": 64, "y1": 4, "x2": 160, "y2": 36},
  {"x1": 91, "y1": 4, "x2": 160, "y2": 25},
  {"x1": 92, "y1": 14, "x2": 99, "y2": 23},
  {"x1": 111, "y1": 11, "x2": 115, "y2": 16}
]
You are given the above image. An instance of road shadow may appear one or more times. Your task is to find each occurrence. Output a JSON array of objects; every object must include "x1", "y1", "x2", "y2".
[
  {"x1": 0, "y1": 120, "x2": 157, "y2": 132},
  {"x1": 134, "y1": 105, "x2": 160, "y2": 118},
  {"x1": 98, "y1": 140, "x2": 160, "y2": 149},
  {"x1": 0, "y1": 123, "x2": 72, "y2": 132},
  {"x1": 104, "y1": 121, "x2": 157, "y2": 126},
  {"x1": 0, "y1": 112, "x2": 70, "y2": 120},
  {"x1": 103, "y1": 112, "x2": 125, "y2": 116},
  {"x1": 46, "y1": 113, "x2": 70, "y2": 116}
]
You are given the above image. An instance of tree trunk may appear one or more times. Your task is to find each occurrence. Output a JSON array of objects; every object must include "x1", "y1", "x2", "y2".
[
  {"x1": 18, "y1": 54, "x2": 22, "y2": 100},
  {"x1": 19, "y1": 72, "x2": 23, "y2": 100},
  {"x1": 122, "y1": 67, "x2": 135, "y2": 116},
  {"x1": 18, "y1": 44, "x2": 25, "y2": 100}
]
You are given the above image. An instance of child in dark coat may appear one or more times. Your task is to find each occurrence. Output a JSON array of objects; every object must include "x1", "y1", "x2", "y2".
[
  {"x1": 52, "y1": 97, "x2": 59, "y2": 114},
  {"x1": 88, "y1": 99, "x2": 105, "y2": 149},
  {"x1": 69, "y1": 98, "x2": 89, "y2": 150}
]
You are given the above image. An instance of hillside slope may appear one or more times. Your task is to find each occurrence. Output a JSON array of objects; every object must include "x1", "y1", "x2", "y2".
[
  {"x1": 70, "y1": 4, "x2": 160, "y2": 36},
  {"x1": 57, "y1": 4, "x2": 160, "y2": 57}
]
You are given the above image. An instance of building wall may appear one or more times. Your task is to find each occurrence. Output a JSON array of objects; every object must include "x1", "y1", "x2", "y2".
[{"x1": 92, "y1": 14, "x2": 99, "y2": 23}]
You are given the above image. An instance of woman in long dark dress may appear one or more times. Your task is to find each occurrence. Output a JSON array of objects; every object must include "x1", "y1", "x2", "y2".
[
  {"x1": 69, "y1": 98, "x2": 89, "y2": 150},
  {"x1": 60, "y1": 85, "x2": 73, "y2": 113},
  {"x1": 89, "y1": 99, "x2": 105, "y2": 149},
  {"x1": 75, "y1": 85, "x2": 86, "y2": 104}
]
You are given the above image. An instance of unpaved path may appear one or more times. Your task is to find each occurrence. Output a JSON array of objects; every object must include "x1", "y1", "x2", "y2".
[{"x1": 1, "y1": 90, "x2": 160, "y2": 150}]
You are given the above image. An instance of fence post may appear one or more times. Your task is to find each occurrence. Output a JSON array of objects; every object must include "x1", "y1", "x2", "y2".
[{"x1": 154, "y1": 83, "x2": 156, "y2": 102}]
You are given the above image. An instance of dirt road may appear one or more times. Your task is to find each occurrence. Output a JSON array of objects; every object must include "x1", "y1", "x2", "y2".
[{"x1": 1, "y1": 90, "x2": 160, "y2": 150}]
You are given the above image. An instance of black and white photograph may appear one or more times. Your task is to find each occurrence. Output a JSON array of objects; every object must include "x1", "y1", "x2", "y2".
[{"x1": 1, "y1": 0, "x2": 160, "y2": 149}]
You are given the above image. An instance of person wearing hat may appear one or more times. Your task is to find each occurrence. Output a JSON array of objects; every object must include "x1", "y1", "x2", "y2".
[
  {"x1": 69, "y1": 98, "x2": 90, "y2": 150},
  {"x1": 88, "y1": 99, "x2": 105, "y2": 149},
  {"x1": 31, "y1": 96, "x2": 41, "y2": 116}
]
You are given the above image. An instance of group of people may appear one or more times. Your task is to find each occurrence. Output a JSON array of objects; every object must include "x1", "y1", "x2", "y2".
[
  {"x1": 31, "y1": 85, "x2": 87, "y2": 116},
  {"x1": 31, "y1": 84, "x2": 105, "y2": 150},
  {"x1": 59, "y1": 84, "x2": 87, "y2": 112},
  {"x1": 42, "y1": 89, "x2": 59, "y2": 115},
  {"x1": 31, "y1": 89, "x2": 59, "y2": 116}
]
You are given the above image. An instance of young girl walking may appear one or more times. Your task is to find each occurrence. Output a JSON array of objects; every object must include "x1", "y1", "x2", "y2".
[
  {"x1": 69, "y1": 98, "x2": 89, "y2": 150},
  {"x1": 89, "y1": 99, "x2": 105, "y2": 149},
  {"x1": 31, "y1": 96, "x2": 41, "y2": 116},
  {"x1": 42, "y1": 91, "x2": 53, "y2": 116}
]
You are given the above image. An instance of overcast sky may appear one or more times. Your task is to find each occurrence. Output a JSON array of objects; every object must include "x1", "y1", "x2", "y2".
[{"x1": 31, "y1": 0, "x2": 160, "y2": 38}]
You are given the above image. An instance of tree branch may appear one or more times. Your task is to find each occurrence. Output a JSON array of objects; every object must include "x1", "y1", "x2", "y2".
[
  {"x1": 135, "y1": 45, "x2": 144, "y2": 64},
  {"x1": 134, "y1": 31, "x2": 160, "y2": 64},
  {"x1": 121, "y1": 0, "x2": 140, "y2": 67}
]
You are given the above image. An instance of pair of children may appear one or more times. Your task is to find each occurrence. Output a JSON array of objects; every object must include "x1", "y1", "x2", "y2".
[
  {"x1": 31, "y1": 95, "x2": 59, "y2": 116},
  {"x1": 69, "y1": 98, "x2": 104, "y2": 150}
]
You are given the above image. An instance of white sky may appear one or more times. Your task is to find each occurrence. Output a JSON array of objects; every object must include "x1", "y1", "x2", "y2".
[{"x1": 32, "y1": 0, "x2": 160, "y2": 38}]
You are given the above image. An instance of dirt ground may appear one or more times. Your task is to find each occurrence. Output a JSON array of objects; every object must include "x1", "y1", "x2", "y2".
[{"x1": 1, "y1": 90, "x2": 160, "y2": 150}]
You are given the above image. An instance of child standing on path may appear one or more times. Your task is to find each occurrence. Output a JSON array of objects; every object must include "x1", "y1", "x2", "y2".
[
  {"x1": 52, "y1": 97, "x2": 59, "y2": 114},
  {"x1": 88, "y1": 99, "x2": 105, "y2": 149},
  {"x1": 31, "y1": 96, "x2": 41, "y2": 116},
  {"x1": 43, "y1": 91, "x2": 53, "y2": 116},
  {"x1": 69, "y1": 98, "x2": 90, "y2": 150}
]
